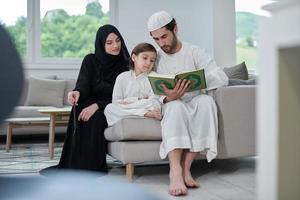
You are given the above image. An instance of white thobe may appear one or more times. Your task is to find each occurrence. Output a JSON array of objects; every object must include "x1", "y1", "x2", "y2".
[
  {"x1": 104, "y1": 70, "x2": 161, "y2": 126},
  {"x1": 156, "y1": 42, "x2": 228, "y2": 162}
]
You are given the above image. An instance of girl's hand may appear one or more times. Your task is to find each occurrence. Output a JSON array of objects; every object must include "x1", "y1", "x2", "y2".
[
  {"x1": 138, "y1": 96, "x2": 149, "y2": 100},
  {"x1": 68, "y1": 91, "x2": 80, "y2": 105},
  {"x1": 144, "y1": 108, "x2": 162, "y2": 121},
  {"x1": 118, "y1": 101, "x2": 133, "y2": 105},
  {"x1": 78, "y1": 103, "x2": 99, "y2": 121}
]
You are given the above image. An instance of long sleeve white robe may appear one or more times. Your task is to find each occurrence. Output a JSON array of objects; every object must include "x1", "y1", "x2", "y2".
[
  {"x1": 156, "y1": 42, "x2": 228, "y2": 161},
  {"x1": 104, "y1": 70, "x2": 161, "y2": 126}
]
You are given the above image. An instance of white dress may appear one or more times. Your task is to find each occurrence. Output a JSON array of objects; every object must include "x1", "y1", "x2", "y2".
[
  {"x1": 156, "y1": 42, "x2": 228, "y2": 162},
  {"x1": 104, "y1": 70, "x2": 161, "y2": 126}
]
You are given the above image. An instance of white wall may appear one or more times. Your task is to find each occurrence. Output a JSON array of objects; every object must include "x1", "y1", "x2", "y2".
[
  {"x1": 212, "y1": 0, "x2": 236, "y2": 67},
  {"x1": 111, "y1": 0, "x2": 235, "y2": 67},
  {"x1": 26, "y1": 0, "x2": 235, "y2": 78},
  {"x1": 257, "y1": 1, "x2": 300, "y2": 199}
]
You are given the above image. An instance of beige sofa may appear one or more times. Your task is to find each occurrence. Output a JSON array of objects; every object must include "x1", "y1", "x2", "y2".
[
  {"x1": 0, "y1": 76, "x2": 76, "y2": 136},
  {"x1": 1, "y1": 70, "x2": 256, "y2": 181},
  {"x1": 104, "y1": 84, "x2": 256, "y2": 180}
]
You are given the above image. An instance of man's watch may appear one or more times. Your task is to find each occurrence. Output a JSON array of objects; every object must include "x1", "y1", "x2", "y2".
[{"x1": 163, "y1": 97, "x2": 169, "y2": 104}]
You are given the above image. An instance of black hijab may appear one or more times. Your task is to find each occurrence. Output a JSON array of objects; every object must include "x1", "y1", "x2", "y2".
[{"x1": 94, "y1": 24, "x2": 129, "y2": 76}]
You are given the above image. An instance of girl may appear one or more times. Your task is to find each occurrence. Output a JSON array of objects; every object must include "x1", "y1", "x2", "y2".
[{"x1": 104, "y1": 43, "x2": 161, "y2": 126}]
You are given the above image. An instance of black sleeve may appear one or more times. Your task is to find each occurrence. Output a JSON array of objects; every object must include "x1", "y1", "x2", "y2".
[
  {"x1": 74, "y1": 55, "x2": 92, "y2": 102},
  {"x1": 96, "y1": 100, "x2": 111, "y2": 110}
]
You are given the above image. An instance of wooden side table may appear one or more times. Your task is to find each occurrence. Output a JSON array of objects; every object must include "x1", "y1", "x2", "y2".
[{"x1": 38, "y1": 107, "x2": 71, "y2": 159}]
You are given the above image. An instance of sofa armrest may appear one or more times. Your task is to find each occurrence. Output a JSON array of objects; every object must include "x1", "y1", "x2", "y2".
[{"x1": 213, "y1": 85, "x2": 256, "y2": 158}]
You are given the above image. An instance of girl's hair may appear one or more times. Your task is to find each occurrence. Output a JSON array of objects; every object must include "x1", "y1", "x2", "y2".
[{"x1": 129, "y1": 43, "x2": 157, "y2": 69}]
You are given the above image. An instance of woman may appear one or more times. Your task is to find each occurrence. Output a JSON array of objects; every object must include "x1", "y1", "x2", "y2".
[{"x1": 47, "y1": 24, "x2": 129, "y2": 173}]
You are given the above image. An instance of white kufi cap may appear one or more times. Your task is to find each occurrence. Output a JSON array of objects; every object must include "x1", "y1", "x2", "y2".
[{"x1": 147, "y1": 10, "x2": 173, "y2": 32}]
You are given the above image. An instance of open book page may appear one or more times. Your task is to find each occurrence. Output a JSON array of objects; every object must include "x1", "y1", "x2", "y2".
[
  {"x1": 148, "y1": 72, "x2": 176, "y2": 95},
  {"x1": 148, "y1": 69, "x2": 207, "y2": 95},
  {"x1": 148, "y1": 72, "x2": 175, "y2": 79},
  {"x1": 174, "y1": 68, "x2": 202, "y2": 76},
  {"x1": 175, "y1": 68, "x2": 207, "y2": 91}
]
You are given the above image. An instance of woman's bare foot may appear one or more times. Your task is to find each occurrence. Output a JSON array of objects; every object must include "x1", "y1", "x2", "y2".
[
  {"x1": 144, "y1": 109, "x2": 162, "y2": 120},
  {"x1": 169, "y1": 166, "x2": 188, "y2": 196},
  {"x1": 183, "y1": 170, "x2": 200, "y2": 188}
]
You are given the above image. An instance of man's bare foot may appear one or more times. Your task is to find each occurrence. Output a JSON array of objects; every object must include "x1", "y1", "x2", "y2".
[
  {"x1": 144, "y1": 110, "x2": 162, "y2": 120},
  {"x1": 169, "y1": 166, "x2": 188, "y2": 196},
  {"x1": 183, "y1": 170, "x2": 200, "y2": 188}
]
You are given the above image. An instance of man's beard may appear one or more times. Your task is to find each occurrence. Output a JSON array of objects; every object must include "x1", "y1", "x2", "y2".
[{"x1": 161, "y1": 36, "x2": 178, "y2": 54}]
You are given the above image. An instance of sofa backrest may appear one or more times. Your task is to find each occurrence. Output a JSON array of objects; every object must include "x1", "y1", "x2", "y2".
[
  {"x1": 18, "y1": 79, "x2": 29, "y2": 106},
  {"x1": 18, "y1": 77, "x2": 76, "y2": 107},
  {"x1": 63, "y1": 79, "x2": 77, "y2": 106}
]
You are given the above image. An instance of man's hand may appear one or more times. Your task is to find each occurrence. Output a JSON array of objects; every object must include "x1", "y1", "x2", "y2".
[
  {"x1": 161, "y1": 79, "x2": 190, "y2": 103},
  {"x1": 78, "y1": 103, "x2": 99, "y2": 122},
  {"x1": 68, "y1": 91, "x2": 80, "y2": 105}
]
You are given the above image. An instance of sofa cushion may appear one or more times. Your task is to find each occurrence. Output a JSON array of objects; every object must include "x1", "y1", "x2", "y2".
[
  {"x1": 228, "y1": 78, "x2": 256, "y2": 86},
  {"x1": 104, "y1": 118, "x2": 162, "y2": 141},
  {"x1": 25, "y1": 76, "x2": 66, "y2": 107},
  {"x1": 224, "y1": 62, "x2": 248, "y2": 80},
  {"x1": 107, "y1": 141, "x2": 162, "y2": 163},
  {"x1": 19, "y1": 75, "x2": 57, "y2": 106}
]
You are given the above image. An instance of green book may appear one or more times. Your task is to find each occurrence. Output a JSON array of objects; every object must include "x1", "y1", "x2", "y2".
[{"x1": 148, "y1": 68, "x2": 207, "y2": 95}]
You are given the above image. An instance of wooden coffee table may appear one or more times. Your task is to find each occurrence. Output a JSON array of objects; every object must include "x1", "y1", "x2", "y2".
[
  {"x1": 38, "y1": 107, "x2": 72, "y2": 159},
  {"x1": 5, "y1": 117, "x2": 51, "y2": 152}
]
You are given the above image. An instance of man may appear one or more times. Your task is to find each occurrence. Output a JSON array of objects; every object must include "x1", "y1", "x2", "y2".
[{"x1": 147, "y1": 11, "x2": 228, "y2": 196}]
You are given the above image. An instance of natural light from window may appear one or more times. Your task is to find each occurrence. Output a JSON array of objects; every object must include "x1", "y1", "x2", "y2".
[
  {"x1": 235, "y1": 0, "x2": 273, "y2": 73},
  {"x1": 0, "y1": 0, "x2": 27, "y2": 57},
  {"x1": 1, "y1": 0, "x2": 276, "y2": 67},
  {"x1": 40, "y1": 0, "x2": 109, "y2": 58},
  {"x1": 0, "y1": 0, "x2": 109, "y2": 59}
]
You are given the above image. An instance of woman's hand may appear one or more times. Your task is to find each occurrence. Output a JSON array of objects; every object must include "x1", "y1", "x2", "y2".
[
  {"x1": 78, "y1": 103, "x2": 99, "y2": 122},
  {"x1": 161, "y1": 79, "x2": 190, "y2": 103},
  {"x1": 68, "y1": 91, "x2": 80, "y2": 105}
]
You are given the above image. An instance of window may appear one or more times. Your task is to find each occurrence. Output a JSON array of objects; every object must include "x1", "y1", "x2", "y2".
[
  {"x1": 235, "y1": 11, "x2": 259, "y2": 73},
  {"x1": 235, "y1": 0, "x2": 272, "y2": 73},
  {"x1": 0, "y1": 0, "x2": 109, "y2": 65},
  {"x1": 40, "y1": 0, "x2": 109, "y2": 58},
  {"x1": 0, "y1": 0, "x2": 27, "y2": 57}
]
